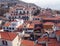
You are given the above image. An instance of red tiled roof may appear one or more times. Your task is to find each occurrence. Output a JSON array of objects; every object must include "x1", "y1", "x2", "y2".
[
  {"x1": 43, "y1": 22, "x2": 54, "y2": 25},
  {"x1": 56, "y1": 42, "x2": 60, "y2": 46},
  {"x1": 35, "y1": 44, "x2": 42, "y2": 46},
  {"x1": 56, "y1": 23, "x2": 60, "y2": 27},
  {"x1": 37, "y1": 36, "x2": 60, "y2": 46},
  {"x1": 43, "y1": 17, "x2": 59, "y2": 20},
  {"x1": 48, "y1": 43, "x2": 55, "y2": 46},
  {"x1": 4, "y1": 22, "x2": 11, "y2": 27},
  {"x1": 49, "y1": 38, "x2": 57, "y2": 43},
  {"x1": 0, "y1": 32, "x2": 17, "y2": 41},
  {"x1": 55, "y1": 31, "x2": 60, "y2": 36},
  {"x1": 32, "y1": 21, "x2": 42, "y2": 24},
  {"x1": 33, "y1": 16, "x2": 41, "y2": 18},
  {"x1": 48, "y1": 38, "x2": 60, "y2": 46},
  {"x1": 38, "y1": 36, "x2": 48, "y2": 42},
  {"x1": 21, "y1": 40, "x2": 34, "y2": 46}
]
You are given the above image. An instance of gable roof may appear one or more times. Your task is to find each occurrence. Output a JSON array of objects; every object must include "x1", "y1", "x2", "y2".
[{"x1": 0, "y1": 32, "x2": 17, "y2": 41}]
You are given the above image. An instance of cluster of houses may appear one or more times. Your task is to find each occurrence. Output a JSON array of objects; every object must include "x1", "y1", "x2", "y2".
[{"x1": 0, "y1": 0, "x2": 60, "y2": 46}]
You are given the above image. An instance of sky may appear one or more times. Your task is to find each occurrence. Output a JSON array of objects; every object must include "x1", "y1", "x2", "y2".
[{"x1": 21, "y1": 0, "x2": 60, "y2": 10}]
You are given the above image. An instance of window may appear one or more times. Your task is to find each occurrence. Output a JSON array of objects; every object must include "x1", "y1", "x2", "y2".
[
  {"x1": 19, "y1": 16, "x2": 20, "y2": 18},
  {"x1": 27, "y1": 11, "x2": 29, "y2": 14},
  {"x1": 12, "y1": 28, "x2": 14, "y2": 30},
  {"x1": 11, "y1": 14, "x2": 12, "y2": 16},
  {"x1": 3, "y1": 27, "x2": 5, "y2": 29},
  {"x1": 38, "y1": 18, "x2": 39, "y2": 20},
  {"x1": 9, "y1": 28, "x2": 11, "y2": 30},
  {"x1": 2, "y1": 40, "x2": 8, "y2": 45},
  {"x1": 15, "y1": 16, "x2": 16, "y2": 18},
  {"x1": 9, "y1": 17, "x2": 11, "y2": 19},
  {"x1": 33, "y1": 18, "x2": 35, "y2": 20},
  {"x1": 12, "y1": 11, "x2": 13, "y2": 13},
  {"x1": 7, "y1": 27, "x2": 8, "y2": 29}
]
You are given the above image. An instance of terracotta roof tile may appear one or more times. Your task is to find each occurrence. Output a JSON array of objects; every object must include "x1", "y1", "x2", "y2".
[
  {"x1": 33, "y1": 16, "x2": 41, "y2": 18},
  {"x1": 56, "y1": 31, "x2": 60, "y2": 36},
  {"x1": 4, "y1": 22, "x2": 11, "y2": 27},
  {"x1": 21, "y1": 40, "x2": 34, "y2": 46},
  {"x1": 43, "y1": 17, "x2": 59, "y2": 20},
  {"x1": 0, "y1": 32, "x2": 17, "y2": 41},
  {"x1": 56, "y1": 23, "x2": 60, "y2": 27},
  {"x1": 37, "y1": 34, "x2": 60, "y2": 46},
  {"x1": 38, "y1": 36, "x2": 48, "y2": 42},
  {"x1": 48, "y1": 43, "x2": 55, "y2": 46},
  {"x1": 35, "y1": 44, "x2": 42, "y2": 46},
  {"x1": 32, "y1": 21, "x2": 42, "y2": 24},
  {"x1": 43, "y1": 22, "x2": 54, "y2": 25}
]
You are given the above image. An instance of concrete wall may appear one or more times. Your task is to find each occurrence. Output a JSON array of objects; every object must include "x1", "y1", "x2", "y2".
[
  {"x1": 7, "y1": 41, "x2": 12, "y2": 46},
  {"x1": 12, "y1": 35, "x2": 20, "y2": 46},
  {"x1": 0, "y1": 39, "x2": 12, "y2": 46}
]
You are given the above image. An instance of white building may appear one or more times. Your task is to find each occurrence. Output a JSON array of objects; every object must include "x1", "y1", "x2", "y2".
[
  {"x1": 0, "y1": 32, "x2": 21, "y2": 46},
  {"x1": 2, "y1": 19, "x2": 24, "y2": 32}
]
